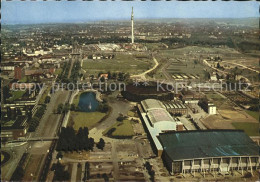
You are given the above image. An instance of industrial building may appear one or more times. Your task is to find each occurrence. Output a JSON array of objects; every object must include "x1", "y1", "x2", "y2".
[
  {"x1": 208, "y1": 102, "x2": 217, "y2": 115},
  {"x1": 138, "y1": 99, "x2": 182, "y2": 156},
  {"x1": 199, "y1": 99, "x2": 217, "y2": 115},
  {"x1": 163, "y1": 101, "x2": 188, "y2": 115},
  {"x1": 158, "y1": 130, "x2": 259, "y2": 176}
]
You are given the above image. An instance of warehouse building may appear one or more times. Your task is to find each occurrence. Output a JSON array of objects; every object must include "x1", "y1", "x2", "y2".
[
  {"x1": 163, "y1": 101, "x2": 188, "y2": 115},
  {"x1": 158, "y1": 130, "x2": 259, "y2": 176},
  {"x1": 138, "y1": 99, "x2": 180, "y2": 156}
]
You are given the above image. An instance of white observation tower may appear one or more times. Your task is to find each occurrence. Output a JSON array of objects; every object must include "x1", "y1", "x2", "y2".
[{"x1": 131, "y1": 7, "x2": 134, "y2": 44}]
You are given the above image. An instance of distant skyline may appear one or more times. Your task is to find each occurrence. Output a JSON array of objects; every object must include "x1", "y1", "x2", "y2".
[{"x1": 2, "y1": 1, "x2": 259, "y2": 24}]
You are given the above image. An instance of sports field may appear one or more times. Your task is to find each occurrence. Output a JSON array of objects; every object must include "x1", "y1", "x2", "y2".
[{"x1": 82, "y1": 53, "x2": 153, "y2": 75}]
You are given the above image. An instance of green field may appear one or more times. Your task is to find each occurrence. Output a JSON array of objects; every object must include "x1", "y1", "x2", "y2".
[
  {"x1": 245, "y1": 110, "x2": 259, "y2": 121},
  {"x1": 82, "y1": 53, "x2": 153, "y2": 75},
  {"x1": 232, "y1": 122, "x2": 259, "y2": 136},
  {"x1": 69, "y1": 111, "x2": 106, "y2": 131},
  {"x1": 206, "y1": 92, "x2": 233, "y2": 110},
  {"x1": 127, "y1": 111, "x2": 135, "y2": 117},
  {"x1": 7, "y1": 90, "x2": 26, "y2": 102},
  {"x1": 72, "y1": 93, "x2": 80, "y2": 105},
  {"x1": 103, "y1": 120, "x2": 135, "y2": 137}
]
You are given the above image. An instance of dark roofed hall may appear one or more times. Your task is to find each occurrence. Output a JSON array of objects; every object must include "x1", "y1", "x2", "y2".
[{"x1": 158, "y1": 130, "x2": 259, "y2": 161}]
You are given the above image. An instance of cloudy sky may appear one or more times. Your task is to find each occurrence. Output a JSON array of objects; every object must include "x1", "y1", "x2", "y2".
[{"x1": 2, "y1": 1, "x2": 259, "y2": 24}]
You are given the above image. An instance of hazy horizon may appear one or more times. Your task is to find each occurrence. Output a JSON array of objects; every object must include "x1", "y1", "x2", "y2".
[{"x1": 2, "y1": 1, "x2": 259, "y2": 25}]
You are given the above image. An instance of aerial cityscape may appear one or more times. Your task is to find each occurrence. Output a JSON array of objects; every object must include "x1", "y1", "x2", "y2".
[{"x1": 1, "y1": 1, "x2": 259, "y2": 182}]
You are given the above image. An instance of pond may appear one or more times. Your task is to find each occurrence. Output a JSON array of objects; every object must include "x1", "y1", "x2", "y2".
[{"x1": 78, "y1": 92, "x2": 99, "y2": 112}]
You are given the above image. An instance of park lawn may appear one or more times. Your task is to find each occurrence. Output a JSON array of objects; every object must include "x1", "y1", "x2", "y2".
[
  {"x1": 103, "y1": 120, "x2": 135, "y2": 137},
  {"x1": 69, "y1": 111, "x2": 106, "y2": 131},
  {"x1": 7, "y1": 90, "x2": 26, "y2": 102},
  {"x1": 127, "y1": 111, "x2": 135, "y2": 117},
  {"x1": 82, "y1": 53, "x2": 153, "y2": 74},
  {"x1": 72, "y1": 93, "x2": 80, "y2": 105},
  {"x1": 245, "y1": 110, "x2": 259, "y2": 121},
  {"x1": 232, "y1": 122, "x2": 259, "y2": 136}
]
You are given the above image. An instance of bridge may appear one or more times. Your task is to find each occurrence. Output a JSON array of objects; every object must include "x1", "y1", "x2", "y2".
[{"x1": 7, "y1": 136, "x2": 59, "y2": 143}]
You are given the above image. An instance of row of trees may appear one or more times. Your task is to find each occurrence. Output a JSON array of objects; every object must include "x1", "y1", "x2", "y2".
[
  {"x1": 70, "y1": 61, "x2": 81, "y2": 83},
  {"x1": 97, "y1": 71, "x2": 130, "y2": 81},
  {"x1": 144, "y1": 161, "x2": 155, "y2": 182},
  {"x1": 28, "y1": 105, "x2": 46, "y2": 132},
  {"x1": 56, "y1": 127, "x2": 106, "y2": 152},
  {"x1": 56, "y1": 103, "x2": 71, "y2": 114},
  {"x1": 56, "y1": 127, "x2": 94, "y2": 151},
  {"x1": 51, "y1": 162, "x2": 70, "y2": 181}
]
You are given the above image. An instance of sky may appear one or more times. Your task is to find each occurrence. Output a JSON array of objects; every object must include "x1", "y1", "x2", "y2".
[{"x1": 2, "y1": 1, "x2": 259, "y2": 24}]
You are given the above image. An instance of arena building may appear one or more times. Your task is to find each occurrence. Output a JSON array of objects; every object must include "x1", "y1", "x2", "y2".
[
  {"x1": 138, "y1": 99, "x2": 180, "y2": 156},
  {"x1": 158, "y1": 130, "x2": 259, "y2": 176}
]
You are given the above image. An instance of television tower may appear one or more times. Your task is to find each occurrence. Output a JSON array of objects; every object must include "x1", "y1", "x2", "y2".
[{"x1": 131, "y1": 7, "x2": 134, "y2": 44}]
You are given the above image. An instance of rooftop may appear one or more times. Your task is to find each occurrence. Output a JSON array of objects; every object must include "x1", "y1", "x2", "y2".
[
  {"x1": 141, "y1": 99, "x2": 165, "y2": 112},
  {"x1": 147, "y1": 109, "x2": 175, "y2": 124},
  {"x1": 158, "y1": 130, "x2": 259, "y2": 161}
]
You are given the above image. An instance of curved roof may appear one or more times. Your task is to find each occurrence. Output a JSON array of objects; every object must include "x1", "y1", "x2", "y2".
[
  {"x1": 141, "y1": 99, "x2": 165, "y2": 112},
  {"x1": 147, "y1": 109, "x2": 175, "y2": 125}
]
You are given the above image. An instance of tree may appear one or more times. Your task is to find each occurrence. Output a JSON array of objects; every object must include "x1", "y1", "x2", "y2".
[
  {"x1": 57, "y1": 103, "x2": 64, "y2": 114},
  {"x1": 100, "y1": 76, "x2": 105, "y2": 82},
  {"x1": 10, "y1": 166, "x2": 24, "y2": 181},
  {"x1": 63, "y1": 103, "x2": 70, "y2": 113},
  {"x1": 112, "y1": 72, "x2": 117, "y2": 80},
  {"x1": 44, "y1": 96, "x2": 51, "y2": 103},
  {"x1": 53, "y1": 162, "x2": 70, "y2": 181},
  {"x1": 56, "y1": 151, "x2": 63, "y2": 159},
  {"x1": 102, "y1": 173, "x2": 109, "y2": 182},
  {"x1": 107, "y1": 71, "x2": 111, "y2": 79},
  {"x1": 28, "y1": 117, "x2": 40, "y2": 132},
  {"x1": 70, "y1": 103, "x2": 76, "y2": 111},
  {"x1": 118, "y1": 72, "x2": 124, "y2": 81},
  {"x1": 217, "y1": 62, "x2": 220, "y2": 69},
  {"x1": 89, "y1": 137, "x2": 95, "y2": 151},
  {"x1": 97, "y1": 138, "x2": 105, "y2": 150},
  {"x1": 116, "y1": 115, "x2": 124, "y2": 122}
]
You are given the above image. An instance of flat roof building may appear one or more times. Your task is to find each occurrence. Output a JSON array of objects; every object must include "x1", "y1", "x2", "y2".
[
  {"x1": 138, "y1": 99, "x2": 177, "y2": 156},
  {"x1": 158, "y1": 130, "x2": 259, "y2": 176}
]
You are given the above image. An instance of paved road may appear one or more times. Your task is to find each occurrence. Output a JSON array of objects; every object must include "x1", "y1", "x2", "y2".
[
  {"x1": 222, "y1": 60, "x2": 259, "y2": 74},
  {"x1": 131, "y1": 56, "x2": 159, "y2": 80},
  {"x1": 6, "y1": 90, "x2": 71, "y2": 181},
  {"x1": 88, "y1": 93, "x2": 131, "y2": 143}
]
